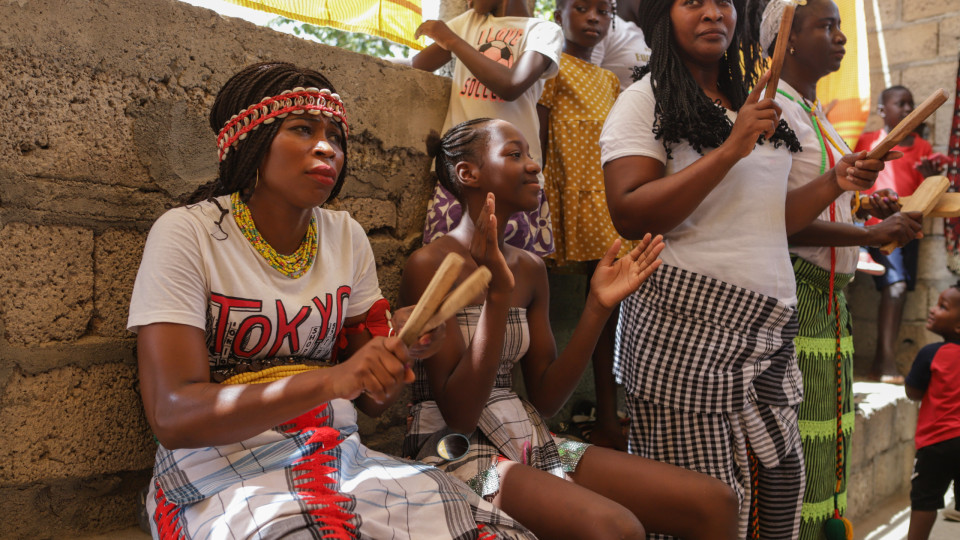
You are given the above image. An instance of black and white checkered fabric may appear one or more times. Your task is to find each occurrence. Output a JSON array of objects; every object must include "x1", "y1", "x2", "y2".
[{"x1": 617, "y1": 264, "x2": 804, "y2": 539}]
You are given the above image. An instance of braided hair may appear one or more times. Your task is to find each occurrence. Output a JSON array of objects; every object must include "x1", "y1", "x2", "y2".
[
  {"x1": 428, "y1": 118, "x2": 497, "y2": 203},
  {"x1": 635, "y1": 0, "x2": 799, "y2": 157},
  {"x1": 182, "y1": 61, "x2": 349, "y2": 206}
]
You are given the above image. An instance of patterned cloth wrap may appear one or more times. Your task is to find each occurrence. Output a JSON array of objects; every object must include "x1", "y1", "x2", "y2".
[
  {"x1": 617, "y1": 263, "x2": 805, "y2": 540},
  {"x1": 403, "y1": 305, "x2": 589, "y2": 498},
  {"x1": 423, "y1": 183, "x2": 556, "y2": 257},
  {"x1": 147, "y1": 395, "x2": 535, "y2": 540},
  {"x1": 792, "y1": 256, "x2": 856, "y2": 540}
]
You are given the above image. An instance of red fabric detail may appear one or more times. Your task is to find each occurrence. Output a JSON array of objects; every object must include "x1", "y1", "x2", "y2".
[
  {"x1": 330, "y1": 298, "x2": 392, "y2": 364},
  {"x1": 153, "y1": 483, "x2": 185, "y2": 540},
  {"x1": 856, "y1": 129, "x2": 934, "y2": 225},
  {"x1": 916, "y1": 343, "x2": 960, "y2": 449},
  {"x1": 943, "y1": 55, "x2": 960, "y2": 270},
  {"x1": 281, "y1": 404, "x2": 359, "y2": 539},
  {"x1": 477, "y1": 523, "x2": 498, "y2": 540}
]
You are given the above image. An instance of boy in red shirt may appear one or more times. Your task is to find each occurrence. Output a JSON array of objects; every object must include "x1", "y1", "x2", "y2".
[
  {"x1": 904, "y1": 282, "x2": 960, "y2": 539},
  {"x1": 856, "y1": 85, "x2": 945, "y2": 382}
]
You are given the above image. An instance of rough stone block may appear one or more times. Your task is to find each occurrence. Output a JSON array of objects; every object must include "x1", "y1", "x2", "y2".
[
  {"x1": 93, "y1": 229, "x2": 147, "y2": 337},
  {"x1": 903, "y1": 0, "x2": 959, "y2": 21},
  {"x1": 864, "y1": 404, "x2": 896, "y2": 460},
  {"x1": 341, "y1": 197, "x2": 397, "y2": 233},
  {"x1": 2, "y1": 469, "x2": 152, "y2": 538},
  {"x1": 863, "y1": 0, "x2": 900, "y2": 33},
  {"x1": 918, "y1": 233, "x2": 958, "y2": 281},
  {"x1": 868, "y1": 23, "x2": 939, "y2": 68},
  {"x1": 903, "y1": 282, "x2": 931, "y2": 324},
  {"x1": 940, "y1": 15, "x2": 960, "y2": 57},
  {"x1": 895, "y1": 399, "x2": 919, "y2": 444},
  {"x1": 0, "y1": 363, "x2": 155, "y2": 484},
  {"x1": 895, "y1": 323, "x2": 939, "y2": 375},
  {"x1": 901, "y1": 61, "x2": 958, "y2": 144},
  {"x1": 0, "y1": 223, "x2": 93, "y2": 346}
]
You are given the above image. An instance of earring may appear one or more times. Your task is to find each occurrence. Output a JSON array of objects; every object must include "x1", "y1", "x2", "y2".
[
  {"x1": 255, "y1": 169, "x2": 260, "y2": 189},
  {"x1": 789, "y1": 47, "x2": 796, "y2": 55}
]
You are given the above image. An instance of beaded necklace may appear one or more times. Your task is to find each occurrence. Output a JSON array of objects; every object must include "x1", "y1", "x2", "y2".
[{"x1": 231, "y1": 191, "x2": 317, "y2": 279}]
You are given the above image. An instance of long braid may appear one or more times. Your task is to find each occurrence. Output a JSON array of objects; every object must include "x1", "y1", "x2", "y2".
[
  {"x1": 429, "y1": 118, "x2": 496, "y2": 202},
  {"x1": 182, "y1": 62, "x2": 349, "y2": 207},
  {"x1": 637, "y1": 0, "x2": 800, "y2": 158}
]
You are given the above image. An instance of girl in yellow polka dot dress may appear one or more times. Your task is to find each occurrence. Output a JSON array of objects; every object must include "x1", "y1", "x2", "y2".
[
  {"x1": 537, "y1": 0, "x2": 633, "y2": 267},
  {"x1": 537, "y1": 0, "x2": 635, "y2": 450}
]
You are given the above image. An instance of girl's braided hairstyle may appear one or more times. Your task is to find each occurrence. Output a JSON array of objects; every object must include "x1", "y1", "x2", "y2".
[
  {"x1": 634, "y1": 0, "x2": 800, "y2": 157},
  {"x1": 182, "y1": 61, "x2": 349, "y2": 206},
  {"x1": 428, "y1": 118, "x2": 497, "y2": 203}
]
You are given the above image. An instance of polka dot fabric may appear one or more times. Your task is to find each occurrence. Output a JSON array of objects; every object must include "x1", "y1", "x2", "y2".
[{"x1": 539, "y1": 54, "x2": 634, "y2": 265}]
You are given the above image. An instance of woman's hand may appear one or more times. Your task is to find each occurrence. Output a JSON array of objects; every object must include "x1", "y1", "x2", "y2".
[
  {"x1": 471, "y1": 193, "x2": 515, "y2": 297},
  {"x1": 834, "y1": 150, "x2": 903, "y2": 192},
  {"x1": 864, "y1": 211, "x2": 923, "y2": 247},
  {"x1": 724, "y1": 71, "x2": 782, "y2": 160},
  {"x1": 389, "y1": 305, "x2": 447, "y2": 359},
  {"x1": 414, "y1": 20, "x2": 458, "y2": 50},
  {"x1": 916, "y1": 155, "x2": 946, "y2": 178},
  {"x1": 332, "y1": 336, "x2": 414, "y2": 405},
  {"x1": 589, "y1": 234, "x2": 665, "y2": 310},
  {"x1": 858, "y1": 189, "x2": 900, "y2": 220}
]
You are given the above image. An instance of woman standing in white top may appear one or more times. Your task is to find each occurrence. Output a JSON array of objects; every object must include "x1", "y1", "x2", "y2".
[{"x1": 599, "y1": 0, "x2": 896, "y2": 537}]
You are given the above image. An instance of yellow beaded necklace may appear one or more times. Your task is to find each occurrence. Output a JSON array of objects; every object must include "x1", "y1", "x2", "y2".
[{"x1": 231, "y1": 191, "x2": 317, "y2": 279}]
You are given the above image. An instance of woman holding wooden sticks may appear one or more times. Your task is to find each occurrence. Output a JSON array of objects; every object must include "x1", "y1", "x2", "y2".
[
  {"x1": 127, "y1": 61, "x2": 536, "y2": 540},
  {"x1": 742, "y1": 1, "x2": 923, "y2": 537},
  {"x1": 599, "y1": 0, "x2": 899, "y2": 537},
  {"x1": 400, "y1": 117, "x2": 740, "y2": 540}
]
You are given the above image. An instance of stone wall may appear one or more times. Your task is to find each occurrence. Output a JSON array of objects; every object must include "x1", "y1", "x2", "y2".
[
  {"x1": 0, "y1": 0, "x2": 449, "y2": 536},
  {"x1": 850, "y1": 0, "x2": 960, "y2": 376}
]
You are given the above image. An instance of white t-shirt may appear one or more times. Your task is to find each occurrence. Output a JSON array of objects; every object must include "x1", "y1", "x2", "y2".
[
  {"x1": 600, "y1": 76, "x2": 796, "y2": 303},
  {"x1": 590, "y1": 16, "x2": 650, "y2": 91},
  {"x1": 777, "y1": 81, "x2": 857, "y2": 274},
  {"x1": 127, "y1": 196, "x2": 382, "y2": 370},
  {"x1": 443, "y1": 9, "x2": 563, "y2": 166}
]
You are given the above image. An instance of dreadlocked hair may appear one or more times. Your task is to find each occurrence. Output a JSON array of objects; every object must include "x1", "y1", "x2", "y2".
[
  {"x1": 636, "y1": 0, "x2": 800, "y2": 158},
  {"x1": 181, "y1": 61, "x2": 349, "y2": 207},
  {"x1": 429, "y1": 118, "x2": 496, "y2": 203}
]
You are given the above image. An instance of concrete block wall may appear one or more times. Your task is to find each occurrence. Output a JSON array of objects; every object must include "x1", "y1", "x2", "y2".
[
  {"x1": 850, "y1": 0, "x2": 960, "y2": 377},
  {"x1": 0, "y1": 0, "x2": 450, "y2": 536}
]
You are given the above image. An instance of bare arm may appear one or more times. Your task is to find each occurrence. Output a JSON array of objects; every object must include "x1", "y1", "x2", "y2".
[
  {"x1": 137, "y1": 320, "x2": 412, "y2": 449},
  {"x1": 410, "y1": 42, "x2": 453, "y2": 72},
  {"x1": 604, "y1": 73, "x2": 782, "y2": 238},
  {"x1": 905, "y1": 384, "x2": 925, "y2": 401},
  {"x1": 521, "y1": 237, "x2": 663, "y2": 417},
  {"x1": 415, "y1": 20, "x2": 554, "y2": 101},
  {"x1": 788, "y1": 212, "x2": 922, "y2": 247}
]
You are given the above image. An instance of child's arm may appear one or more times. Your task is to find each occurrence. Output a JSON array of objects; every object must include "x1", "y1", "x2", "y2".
[
  {"x1": 520, "y1": 235, "x2": 663, "y2": 417},
  {"x1": 904, "y1": 343, "x2": 937, "y2": 401},
  {"x1": 787, "y1": 212, "x2": 922, "y2": 248},
  {"x1": 415, "y1": 20, "x2": 556, "y2": 101},
  {"x1": 537, "y1": 103, "x2": 550, "y2": 166},
  {"x1": 410, "y1": 42, "x2": 453, "y2": 72}
]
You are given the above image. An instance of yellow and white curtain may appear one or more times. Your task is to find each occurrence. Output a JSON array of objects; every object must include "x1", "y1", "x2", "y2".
[
  {"x1": 226, "y1": 0, "x2": 425, "y2": 49},
  {"x1": 818, "y1": 0, "x2": 870, "y2": 148}
]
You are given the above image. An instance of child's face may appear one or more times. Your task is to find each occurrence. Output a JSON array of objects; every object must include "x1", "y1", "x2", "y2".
[
  {"x1": 669, "y1": 0, "x2": 736, "y2": 66},
  {"x1": 557, "y1": 0, "x2": 613, "y2": 49},
  {"x1": 926, "y1": 287, "x2": 960, "y2": 339},
  {"x1": 880, "y1": 89, "x2": 915, "y2": 130},
  {"x1": 475, "y1": 120, "x2": 542, "y2": 213}
]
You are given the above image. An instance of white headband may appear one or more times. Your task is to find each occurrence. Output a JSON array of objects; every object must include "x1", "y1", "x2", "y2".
[{"x1": 759, "y1": 0, "x2": 807, "y2": 58}]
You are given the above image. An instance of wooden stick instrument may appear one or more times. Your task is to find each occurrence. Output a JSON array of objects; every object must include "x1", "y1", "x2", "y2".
[
  {"x1": 879, "y1": 175, "x2": 949, "y2": 254},
  {"x1": 397, "y1": 253, "x2": 493, "y2": 348},
  {"x1": 763, "y1": 2, "x2": 797, "y2": 101},
  {"x1": 861, "y1": 190, "x2": 960, "y2": 218},
  {"x1": 398, "y1": 253, "x2": 464, "y2": 346},
  {"x1": 866, "y1": 89, "x2": 948, "y2": 160}
]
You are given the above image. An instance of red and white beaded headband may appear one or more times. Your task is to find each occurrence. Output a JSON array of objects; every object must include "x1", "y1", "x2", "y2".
[{"x1": 216, "y1": 87, "x2": 349, "y2": 161}]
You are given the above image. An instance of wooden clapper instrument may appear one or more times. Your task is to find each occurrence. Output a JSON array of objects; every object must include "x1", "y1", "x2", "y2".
[
  {"x1": 397, "y1": 252, "x2": 492, "y2": 347},
  {"x1": 857, "y1": 88, "x2": 951, "y2": 255}
]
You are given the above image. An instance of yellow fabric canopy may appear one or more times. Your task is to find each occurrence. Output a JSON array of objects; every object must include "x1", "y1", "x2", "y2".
[{"x1": 225, "y1": 0, "x2": 425, "y2": 49}]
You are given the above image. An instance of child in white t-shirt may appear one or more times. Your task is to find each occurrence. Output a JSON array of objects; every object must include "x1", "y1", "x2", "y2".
[{"x1": 411, "y1": 0, "x2": 562, "y2": 257}]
